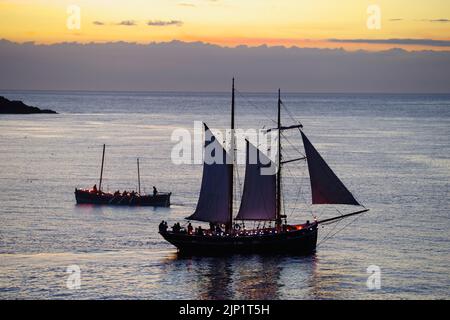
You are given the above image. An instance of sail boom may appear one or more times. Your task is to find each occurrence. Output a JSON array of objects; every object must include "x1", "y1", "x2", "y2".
[
  {"x1": 317, "y1": 209, "x2": 369, "y2": 225},
  {"x1": 266, "y1": 124, "x2": 303, "y2": 133},
  {"x1": 281, "y1": 156, "x2": 306, "y2": 164},
  {"x1": 234, "y1": 217, "x2": 277, "y2": 221}
]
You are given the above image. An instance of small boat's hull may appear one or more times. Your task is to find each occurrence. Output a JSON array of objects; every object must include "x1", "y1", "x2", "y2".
[
  {"x1": 75, "y1": 189, "x2": 171, "y2": 207},
  {"x1": 160, "y1": 224, "x2": 318, "y2": 255}
]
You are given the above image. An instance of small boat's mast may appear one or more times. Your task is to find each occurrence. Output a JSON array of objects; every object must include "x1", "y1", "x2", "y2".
[
  {"x1": 228, "y1": 78, "x2": 235, "y2": 233},
  {"x1": 137, "y1": 158, "x2": 141, "y2": 195},
  {"x1": 99, "y1": 144, "x2": 106, "y2": 191},
  {"x1": 276, "y1": 89, "x2": 282, "y2": 227}
]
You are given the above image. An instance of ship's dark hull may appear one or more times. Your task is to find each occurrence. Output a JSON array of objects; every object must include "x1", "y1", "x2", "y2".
[
  {"x1": 75, "y1": 189, "x2": 171, "y2": 207},
  {"x1": 160, "y1": 224, "x2": 318, "y2": 255}
]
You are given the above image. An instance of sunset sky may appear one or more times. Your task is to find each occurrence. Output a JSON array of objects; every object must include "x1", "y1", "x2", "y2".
[{"x1": 1, "y1": 0, "x2": 450, "y2": 51}]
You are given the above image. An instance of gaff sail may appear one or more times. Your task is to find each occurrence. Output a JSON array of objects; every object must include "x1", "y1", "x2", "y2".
[
  {"x1": 187, "y1": 124, "x2": 233, "y2": 224},
  {"x1": 235, "y1": 141, "x2": 277, "y2": 221},
  {"x1": 301, "y1": 131, "x2": 360, "y2": 206}
]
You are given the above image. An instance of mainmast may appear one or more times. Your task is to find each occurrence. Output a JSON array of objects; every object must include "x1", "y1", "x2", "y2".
[
  {"x1": 228, "y1": 78, "x2": 235, "y2": 233},
  {"x1": 276, "y1": 89, "x2": 282, "y2": 226},
  {"x1": 98, "y1": 144, "x2": 106, "y2": 191}
]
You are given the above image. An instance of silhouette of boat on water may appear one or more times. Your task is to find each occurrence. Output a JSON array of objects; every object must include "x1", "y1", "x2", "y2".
[
  {"x1": 160, "y1": 79, "x2": 368, "y2": 255},
  {"x1": 75, "y1": 145, "x2": 171, "y2": 207}
]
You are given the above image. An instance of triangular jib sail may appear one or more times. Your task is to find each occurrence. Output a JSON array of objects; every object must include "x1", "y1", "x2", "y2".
[
  {"x1": 301, "y1": 131, "x2": 360, "y2": 206},
  {"x1": 236, "y1": 141, "x2": 277, "y2": 221},
  {"x1": 187, "y1": 124, "x2": 233, "y2": 224}
]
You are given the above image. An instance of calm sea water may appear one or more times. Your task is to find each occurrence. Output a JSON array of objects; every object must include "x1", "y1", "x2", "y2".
[{"x1": 0, "y1": 91, "x2": 449, "y2": 300}]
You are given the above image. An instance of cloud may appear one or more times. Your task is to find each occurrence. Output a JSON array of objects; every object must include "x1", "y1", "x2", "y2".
[
  {"x1": 427, "y1": 19, "x2": 450, "y2": 23},
  {"x1": 147, "y1": 20, "x2": 183, "y2": 27},
  {"x1": 388, "y1": 18, "x2": 450, "y2": 23},
  {"x1": 117, "y1": 20, "x2": 137, "y2": 26},
  {"x1": 92, "y1": 21, "x2": 105, "y2": 26},
  {"x1": 1, "y1": 40, "x2": 449, "y2": 93},
  {"x1": 328, "y1": 38, "x2": 450, "y2": 47},
  {"x1": 178, "y1": 2, "x2": 196, "y2": 7}
]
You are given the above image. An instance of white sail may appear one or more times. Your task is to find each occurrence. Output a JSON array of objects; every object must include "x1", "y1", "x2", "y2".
[
  {"x1": 301, "y1": 131, "x2": 360, "y2": 205},
  {"x1": 187, "y1": 124, "x2": 232, "y2": 224},
  {"x1": 236, "y1": 141, "x2": 277, "y2": 221}
]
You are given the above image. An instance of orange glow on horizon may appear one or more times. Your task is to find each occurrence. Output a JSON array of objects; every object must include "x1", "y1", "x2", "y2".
[{"x1": 0, "y1": 0, "x2": 449, "y2": 51}]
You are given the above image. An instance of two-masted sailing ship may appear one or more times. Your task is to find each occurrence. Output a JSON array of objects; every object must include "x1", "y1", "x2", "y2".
[
  {"x1": 75, "y1": 145, "x2": 171, "y2": 207},
  {"x1": 160, "y1": 79, "x2": 368, "y2": 254}
]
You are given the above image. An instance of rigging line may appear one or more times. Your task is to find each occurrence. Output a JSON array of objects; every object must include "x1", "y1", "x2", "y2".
[
  {"x1": 316, "y1": 218, "x2": 343, "y2": 246},
  {"x1": 316, "y1": 211, "x2": 368, "y2": 248},
  {"x1": 282, "y1": 164, "x2": 303, "y2": 217},
  {"x1": 235, "y1": 89, "x2": 277, "y2": 125},
  {"x1": 280, "y1": 131, "x2": 306, "y2": 157},
  {"x1": 284, "y1": 164, "x2": 315, "y2": 220},
  {"x1": 280, "y1": 101, "x2": 303, "y2": 126}
]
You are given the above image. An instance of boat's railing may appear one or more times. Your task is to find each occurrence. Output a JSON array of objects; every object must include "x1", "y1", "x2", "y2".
[{"x1": 166, "y1": 223, "x2": 316, "y2": 237}]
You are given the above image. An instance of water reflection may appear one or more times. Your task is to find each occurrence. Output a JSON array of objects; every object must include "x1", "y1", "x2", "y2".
[{"x1": 165, "y1": 253, "x2": 319, "y2": 300}]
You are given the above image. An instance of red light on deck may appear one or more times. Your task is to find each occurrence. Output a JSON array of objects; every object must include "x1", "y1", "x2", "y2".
[{"x1": 296, "y1": 225, "x2": 303, "y2": 230}]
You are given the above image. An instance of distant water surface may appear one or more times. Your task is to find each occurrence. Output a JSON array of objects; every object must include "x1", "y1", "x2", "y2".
[{"x1": 0, "y1": 91, "x2": 449, "y2": 299}]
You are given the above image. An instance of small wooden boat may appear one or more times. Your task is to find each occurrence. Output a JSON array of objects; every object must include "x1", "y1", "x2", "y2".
[
  {"x1": 160, "y1": 79, "x2": 368, "y2": 255},
  {"x1": 74, "y1": 189, "x2": 171, "y2": 207},
  {"x1": 75, "y1": 146, "x2": 171, "y2": 207}
]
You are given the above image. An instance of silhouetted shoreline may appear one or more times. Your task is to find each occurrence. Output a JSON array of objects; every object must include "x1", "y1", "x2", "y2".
[{"x1": 0, "y1": 96, "x2": 57, "y2": 114}]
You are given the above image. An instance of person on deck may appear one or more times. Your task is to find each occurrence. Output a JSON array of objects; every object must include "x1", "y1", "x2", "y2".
[
  {"x1": 187, "y1": 223, "x2": 193, "y2": 235},
  {"x1": 153, "y1": 186, "x2": 158, "y2": 197},
  {"x1": 159, "y1": 220, "x2": 168, "y2": 233},
  {"x1": 92, "y1": 184, "x2": 98, "y2": 193},
  {"x1": 197, "y1": 226, "x2": 203, "y2": 236},
  {"x1": 172, "y1": 222, "x2": 181, "y2": 233}
]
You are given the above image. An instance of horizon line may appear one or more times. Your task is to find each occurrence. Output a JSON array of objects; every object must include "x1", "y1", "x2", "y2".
[
  {"x1": 2, "y1": 38, "x2": 450, "y2": 53},
  {"x1": 1, "y1": 89, "x2": 450, "y2": 95}
]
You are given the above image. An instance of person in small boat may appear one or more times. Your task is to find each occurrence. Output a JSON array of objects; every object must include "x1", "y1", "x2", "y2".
[
  {"x1": 187, "y1": 223, "x2": 193, "y2": 235},
  {"x1": 159, "y1": 220, "x2": 168, "y2": 233},
  {"x1": 153, "y1": 186, "x2": 158, "y2": 196}
]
